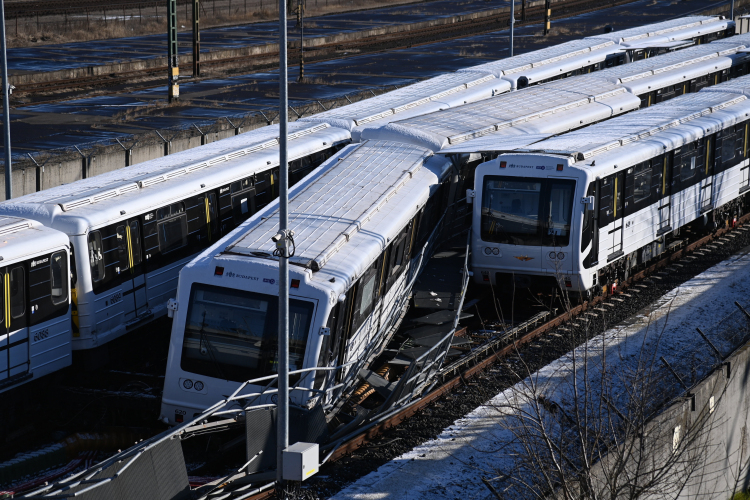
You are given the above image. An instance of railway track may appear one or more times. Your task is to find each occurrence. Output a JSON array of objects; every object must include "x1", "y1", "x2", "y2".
[
  {"x1": 236, "y1": 214, "x2": 750, "y2": 499},
  {"x1": 12, "y1": 0, "x2": 641, "y2": 101},
  {"x1": 4, "y1": 213, "x2": 750, "y2": 497}
]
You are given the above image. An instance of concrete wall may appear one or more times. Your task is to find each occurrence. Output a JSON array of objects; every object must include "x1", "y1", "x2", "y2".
[{"x1": 580, "y1": 329, "x2": 750, "y2": 499}]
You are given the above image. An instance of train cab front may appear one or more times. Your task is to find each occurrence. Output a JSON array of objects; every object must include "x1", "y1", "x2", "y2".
[
  {"x1": 470, "y1": 154, "x2": 586, "y2": 295},
  {"x1": 160, "y1": 257, "x2": 326, "y2": 426}
]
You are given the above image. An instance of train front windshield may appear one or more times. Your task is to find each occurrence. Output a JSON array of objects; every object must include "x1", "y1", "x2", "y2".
[
  {"x1": 481, "y1": 176, "x2": 575, "y2": 246},
  {"x1": 180, "y1": 283, "x2": 314, "y2": 383}
]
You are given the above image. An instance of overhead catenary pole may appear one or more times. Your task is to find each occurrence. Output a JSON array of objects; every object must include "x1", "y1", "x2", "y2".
[
  {"x1": 0, "y1": 0, "x2": 11, "y2": 200},
  {"x1": 167, "y1": 0, "x2": 179, "y2": 102},
  {"x1": 510, "y1": 0, "x2": 514, "y2": 57},
  {"x1": 298, "y1": 0, "x2": 304, "y2": 82},
  {"x1": 276, "y1": 0, "x2": 290, "y2": 484},
  {"x1": 543, "y1": 0, "x2": 551, "y2": 35},
  {"x1": 193, "y1": 0, "x2": 200, "y2": 77}
]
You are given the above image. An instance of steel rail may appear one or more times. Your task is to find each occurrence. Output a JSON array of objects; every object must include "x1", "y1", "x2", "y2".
[{"x1": 241, "y1": 212, "x2": 750, "y2": 500}]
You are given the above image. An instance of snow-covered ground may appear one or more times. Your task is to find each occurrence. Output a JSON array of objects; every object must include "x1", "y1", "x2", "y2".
[{"x1": 331, "y1": 245, "x2": 750, "y2": 500}]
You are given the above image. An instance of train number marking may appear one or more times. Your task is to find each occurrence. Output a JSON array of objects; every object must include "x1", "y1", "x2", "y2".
[
  {"x1": 33, "y1": 328, "x2": 49, "y2": 342},
  {"x1": 109, "y1": 292, "x2": 122, "y2": 305}
]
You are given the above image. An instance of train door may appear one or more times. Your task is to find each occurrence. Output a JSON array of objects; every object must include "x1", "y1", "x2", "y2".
[
  {"x1": 602, "y1": 172, "x2": 624, "y2": 260},
  {"x1": 700, "y1": 135, "x2": 714, "y2": 212},
  {"x1": 116, "y1": 219, "x2": 148, "y2": 323},
  {"x1": 0, "y1": 265, "x2": 29, "y2": 383},
  {"x1": 657, "y1": 155, "x2": 672, "y2": 235},
  {"x1": 542, "y1": 177, "x2": 576, "y2": 276}
]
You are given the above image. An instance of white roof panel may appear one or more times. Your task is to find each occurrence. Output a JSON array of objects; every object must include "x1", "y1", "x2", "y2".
[
  {"x1": 522, "y1": 91, "x2": 747, "y2": 159},
  {"x1": 588, "y1": 16, "x2": 719, "y2": 44},
  {"x1": 4, "y1": 122, "x2": 345, "y2": 212},
  {"x1": 362, "y1": 78, "x2": 637, "y2": 151},
  {"x1": 299, "y1": 71, "x2": 496, "y2": 130},
  {"x1": 458, "y1": 38, "x2": 613, "y2": 78},
  {"x1": 224, "y1": 141, "x2": 432, "y2": 272}
]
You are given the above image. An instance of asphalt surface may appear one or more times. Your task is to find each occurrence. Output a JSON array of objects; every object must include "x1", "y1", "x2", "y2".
[
  {"x1": 8, "y1": 0, "x2": 511, "y2": 74},
  {"x1": 7, "y1": 0, "x2": 740, "y2": 157}
]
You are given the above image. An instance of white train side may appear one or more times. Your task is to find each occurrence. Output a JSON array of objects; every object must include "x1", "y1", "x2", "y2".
[
  {"x1": 0, "y1": 217, "x2": 70, "y2": 393},
  {"x1": 470, "y1": 79, "x2": 750, "y2": 297},
  {"x1": 0, "y1": 123, "x2": 349, "y2": 350},
  {"x1": 160, "y1": 140, "x2": 458, "y2": 424}
]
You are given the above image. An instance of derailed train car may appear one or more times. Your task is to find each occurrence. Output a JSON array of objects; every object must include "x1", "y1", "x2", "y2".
[{"x1": 160, "y1": 140, "x2": 461, "y2": 424}]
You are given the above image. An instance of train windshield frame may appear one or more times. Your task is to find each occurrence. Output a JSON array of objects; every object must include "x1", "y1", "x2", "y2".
[
  {"x1": 480, "y1": 176, "x2": 576, "y2": 247},
  {"x1": 180, "y1": 283, "x2": 315, "y2": 383}
]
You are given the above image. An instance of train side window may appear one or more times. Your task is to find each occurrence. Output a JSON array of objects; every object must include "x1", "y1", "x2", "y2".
[
  {"x1": 50, "y1": 251, "x2": 68, "y2": 305},
  {"x1": 206, "y1": 193, "x2": 219, "y2": 240},
  {"x1": 387, "y1": 222, "x2": 413, "y2": 290},
  {"x1": 351, "y1": 259, "x2": 380, "y2": 332},
  {"x1": 88, "y1": 231, "x2": 105, "y2": 282},
  {"x1": 10, "y1": 267, "x2": 24, "y2": 319},
  {"x1": 722, "y1": 131, "x2": 737, "y2": 166},
  {"x1": 580, "y1": 183, "x2": 595, "y2": 252},
  {"x1": 116, "y1": 225, "x2": 130, "y2": 273},
  {"x1": 129, "y1": 221, "x2": 142, "y2": 266},
  {"x1": 633, "y1": 162, "x2": 651, "y2": 203},
  {"x1": 157, "y1": 202, "x2": 188, "y2": 254},
  {"x1": 598, "y1": 177, "x2": 613, "y2": 226}
]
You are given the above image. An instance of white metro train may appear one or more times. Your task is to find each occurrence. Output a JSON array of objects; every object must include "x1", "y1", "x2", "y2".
[
  {"x1": 0, "y1": 16, "x2": 735, "y2": 392},
  {"x1": 0, "y1": 123, "x2": 349, "y2": 352},
  {"x1": 160, "y1": 141, "x2": 458, "y2": 424},
  {"x1": 469, "y1": 76, "x2": 750, "y2": 298},
  {"x1": 0, "y1": 217, "x2": 71, "y2": 391}
]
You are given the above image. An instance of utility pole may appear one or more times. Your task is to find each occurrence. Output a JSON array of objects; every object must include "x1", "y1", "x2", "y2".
[
  {"x1": 167, "y1": 0, "x2": 179, "y2": 102},
  {"x1": 297, "y1": 0, "x2": 304, "y2": 82},
  {"x1": 193, "y1": 0, "x2": 200, "y2": 77},
  {"x1": 543, "y1": 0, "x2": 551, "y2": 35},
  {"x1": 510, "y1": 0, "x2": 514, "y2": 57},
  {"x1": 276, "y1": 0, "x2": 290, "y2": 484},
  {"x1": 0, "y1": 0, "x2": 11, "y2": 200},
  {"x1": 521, "y1": 0, "x2": 526, "y2": 22}
]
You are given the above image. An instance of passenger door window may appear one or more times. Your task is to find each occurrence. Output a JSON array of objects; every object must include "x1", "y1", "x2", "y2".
[
  {"x1": 88, "y1": 231, "x2": 105, "y2": 282},
  {"x1": 50, "y1": 251, "x2": 68, "y2": 306}
]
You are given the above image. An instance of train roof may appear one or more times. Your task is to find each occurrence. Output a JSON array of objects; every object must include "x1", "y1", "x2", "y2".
[
  {"x1": 591, "y1": 35, "x2": 750, "y2": 84},
  {"x1": 0, "y1": 122, "x2": 349, "y2": 234},
  {"x1": 520, "y1": 91, "x2": 747, "y2": 159},
  {"x1": 397, "y1": 34, "x2": 750, "y2": 155},
  {"x1": 509, "y1": 89, "x2": 750, "y2": 178},
  {"x1": 212, "y1": 140, "x2": 450, "y2": 293},
  {"x1": 299, "y1": 71, "x2": 505, "y2": 136},
  {"x1": 588, "y1": 16, "x2": 726, "y2": 44},
  {"x1": 457, "y1": 38, "x2": 615, "y2": 79},
  {"x1": 0, "y1": 216, "x2": 69, "y2": 263},
  {"x1": 361, "y1": 78, "x2": 639, "y2": 151},
  {"x1": 698, "y1": 70, "x2": 750, "y2": 96}
]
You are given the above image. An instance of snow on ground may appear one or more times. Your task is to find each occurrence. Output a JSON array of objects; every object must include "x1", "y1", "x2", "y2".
[{"x1": 331, "y1": 246, "x2": 750, "y2": 500}]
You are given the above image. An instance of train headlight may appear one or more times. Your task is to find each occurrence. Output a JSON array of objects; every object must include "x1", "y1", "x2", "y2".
[
  {"x1": 492, "y1": 248, "x2": 500, "y2": 255},
  {"x1": 194, "y1": 381, "x2": 204, "y2": 391},
  {"x1": 557, "y1": 252, "x2": 565, "y2": 260},
  {"x1": 183, "y1": 379, "x2": 194, "y2": 390},
  {"x1": 549, "y1": 251, "x2": 557, "y2": 259},
  {"x1": 484, "y1": 247, "x2": 493, "y2": 255}
]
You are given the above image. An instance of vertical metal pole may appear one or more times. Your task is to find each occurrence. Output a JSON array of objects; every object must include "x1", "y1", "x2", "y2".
[
  {"x1": 543, "y1": 0, "x2": 551, "y2": 35},
  {"x1": 167, "y1": 0, "x2": 179, "y2": 102},
  {"x1": 277, "y1": 0, "x2": 289, "y2": 484},
  {"x1": 731, "y1": 0, "x2": 735, "y2": 22},
  {"x1": 297, "y1": 0, "x2": 303, "y2": 81},
  {"x1": 193, "y1": 0, "x2": 200, "y2": 77},
  {"x1": 0, "y1": 0, "x2": 11, "y2": 201},
  {"x1": 509, "y1": 0, "x2": 514, "y2": 57}
]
